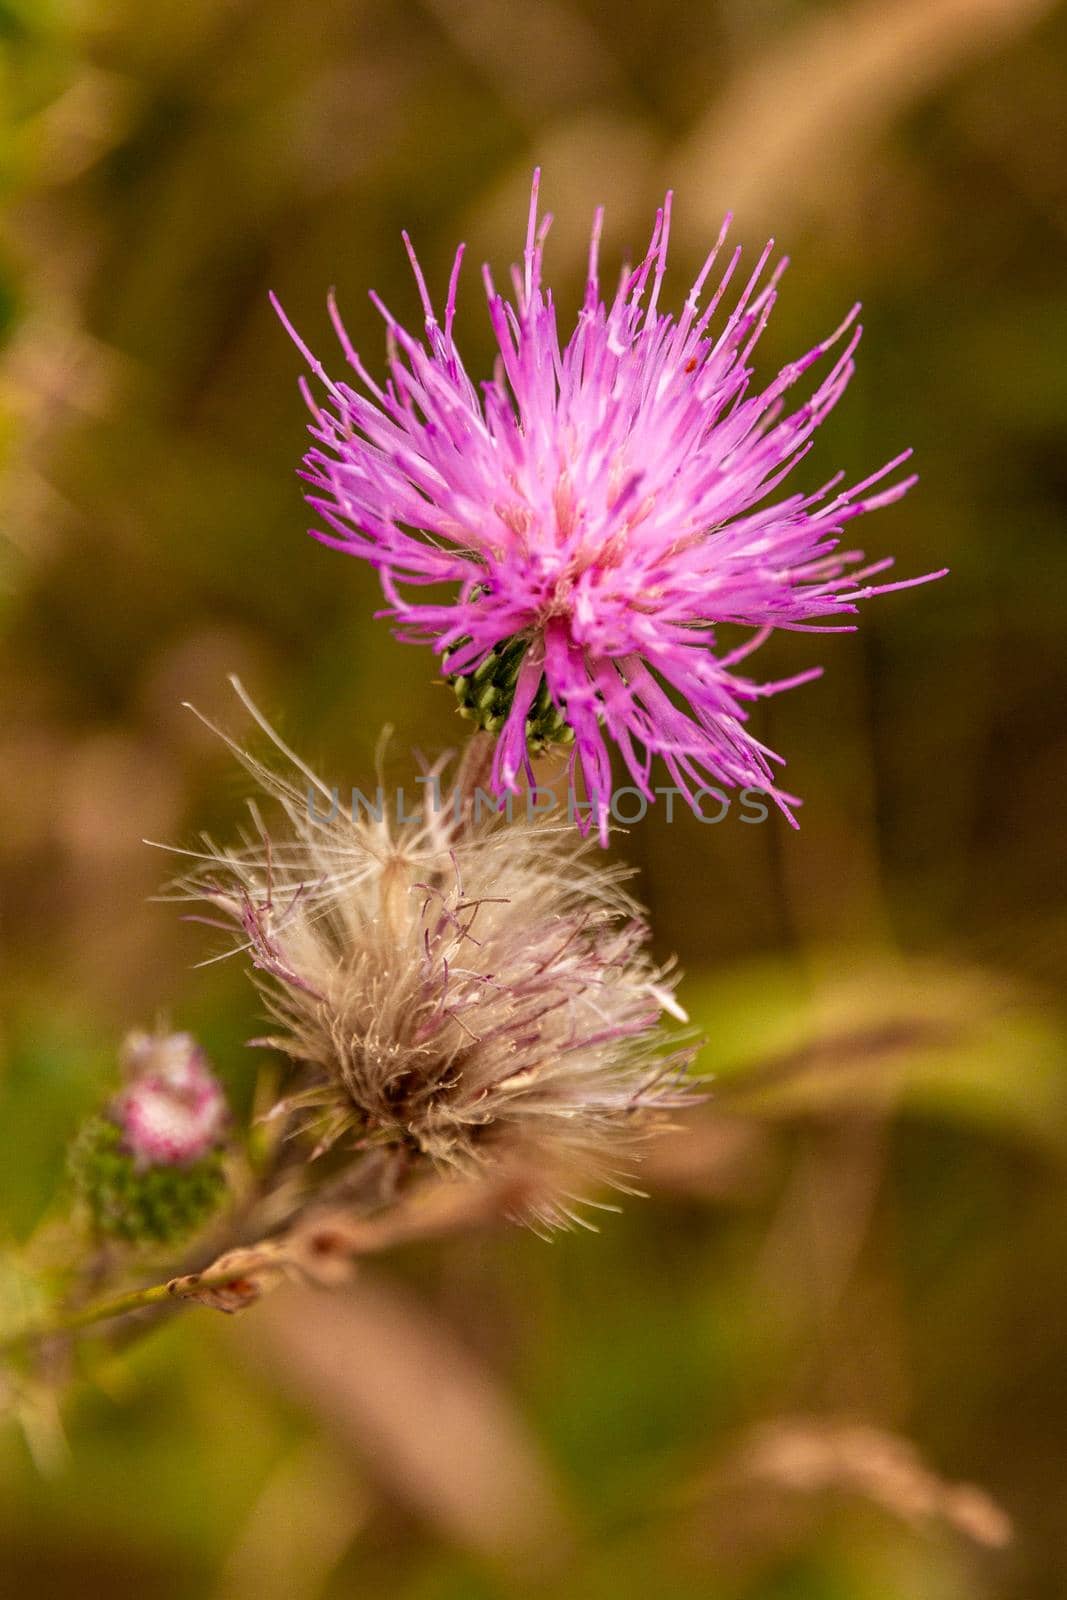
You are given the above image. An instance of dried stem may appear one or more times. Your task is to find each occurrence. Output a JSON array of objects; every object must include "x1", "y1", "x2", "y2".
[
  {"x1": 452, "y1": 729, "x2": 496, "y2": 815},
  {"x1": 2, "y1": 1272, "x2": 234, "y2": 1353},
  {"x1": 2, "y1": 1168, "x2": 534, "y2": 1360}
]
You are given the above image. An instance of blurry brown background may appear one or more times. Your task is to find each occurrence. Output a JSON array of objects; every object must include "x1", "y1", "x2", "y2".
[{"x1": 2, "y1": 1, "x2": 1066, "y2": 1596}]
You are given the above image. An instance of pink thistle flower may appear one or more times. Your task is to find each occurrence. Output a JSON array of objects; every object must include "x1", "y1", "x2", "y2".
[
  {"x1": 275, "y1": 172, "x2": 944, "y2": 840},
  {"x1": 115, "y1": 1031, "x2": 229, "y2": 1169}
]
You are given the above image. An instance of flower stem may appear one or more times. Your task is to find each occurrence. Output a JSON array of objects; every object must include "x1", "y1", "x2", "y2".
[
  {"x1": 2, "y1": 1166, "x2": 534, "y2": 1362},
  {"x1": 1, "y1": 1264, "x2": 253, "y2": 1357},
  {"x1": 453, "y1": 728, "x2": 496, "y2": 811}
]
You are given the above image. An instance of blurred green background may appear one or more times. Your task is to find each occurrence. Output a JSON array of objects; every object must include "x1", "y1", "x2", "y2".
[{"x1": 2, "y1": 0, "x2": 1067, "y2": 1595}]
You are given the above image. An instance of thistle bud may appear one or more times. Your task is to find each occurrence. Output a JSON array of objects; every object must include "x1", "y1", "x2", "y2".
[
  {"x1": 71, "y1": 1031, "x2": 229, "y2": 1246},
  {"x1": 116, "y1": 1031, "x2": 228, "y2": 1168}
]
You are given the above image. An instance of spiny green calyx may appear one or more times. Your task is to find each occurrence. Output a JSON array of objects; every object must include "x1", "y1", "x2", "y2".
[
  {"x1": 444, "y1": 635, "x2": 574, "y2": 754},
  {"x1": 70, "y1": 1117, "x2": 228, "y2": 1246}
]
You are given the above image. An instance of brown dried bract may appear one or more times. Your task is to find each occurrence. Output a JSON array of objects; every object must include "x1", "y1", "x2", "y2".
[{"x1": 168, "y1": 1243, "x2": 291, "y2": 1314}]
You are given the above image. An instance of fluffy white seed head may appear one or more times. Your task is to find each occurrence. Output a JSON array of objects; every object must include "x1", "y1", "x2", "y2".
[{"x1": 167, "y1": 683, "x2": 696, "y2": 1227}]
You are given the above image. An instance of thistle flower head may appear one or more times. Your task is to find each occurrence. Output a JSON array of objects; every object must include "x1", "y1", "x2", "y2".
[
  {"x1": 115, "y1": 1030, "x2": 229, "y2": 1169},
  {"x1": 276, "y1": 171, "x2": 943, "y2": 841},
  {"x1": 70, "y1": 1031, "x2": 229, "y2": 1245},
  {"x1": 172, "y1": 685, "x2": 694, "y2": 1228}
]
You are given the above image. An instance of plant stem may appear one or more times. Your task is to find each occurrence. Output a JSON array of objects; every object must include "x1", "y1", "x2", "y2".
[
  {"x1": 454, "y1": 729, "x2": 496, "y2": 812},
  {"x1": 2, "y1": 1165, "x2": 532, "y2": 1362},
  {"x1": 1, "y1": 1263, "x2": 253, "y2": 1357}
]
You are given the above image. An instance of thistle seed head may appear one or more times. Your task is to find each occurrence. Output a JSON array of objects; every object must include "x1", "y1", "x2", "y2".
[{"x1": 170, "y1": 684, "x2": 697, "y2": 1228}]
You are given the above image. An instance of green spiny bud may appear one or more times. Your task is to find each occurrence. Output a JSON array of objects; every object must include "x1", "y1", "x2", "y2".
[
  {"x1": 69, "y1": 1115, "x2": 228, "y2": 1247},
  {"x1": 444, "y1": 635, "x2": 575, "y2": 755}
]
